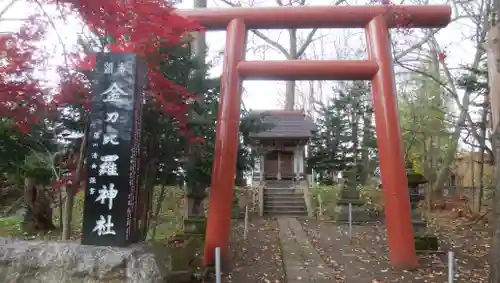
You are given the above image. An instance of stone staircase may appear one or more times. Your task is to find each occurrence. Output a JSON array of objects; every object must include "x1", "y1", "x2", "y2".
[{"x1": 263, "y1": 180, "x2": 307, "y2": 216}]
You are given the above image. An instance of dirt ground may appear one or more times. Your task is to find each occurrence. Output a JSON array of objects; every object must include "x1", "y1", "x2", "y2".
[
  {"x1": 223, "y1": 217, "x2": 286, "y2": 283},
  {"x1": 300, "y1": 214, "x2": 490, "y2": 283}
]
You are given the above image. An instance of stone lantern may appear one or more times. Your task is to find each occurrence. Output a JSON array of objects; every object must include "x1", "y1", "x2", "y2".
[{"x1": 405, "y1": 164, "x2": 438, "y2": 251}]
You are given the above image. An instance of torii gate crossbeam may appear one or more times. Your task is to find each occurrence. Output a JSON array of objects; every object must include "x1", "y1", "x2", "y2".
[{"x1": 178, "y1": 5, "x2": 451, "y2": 270}]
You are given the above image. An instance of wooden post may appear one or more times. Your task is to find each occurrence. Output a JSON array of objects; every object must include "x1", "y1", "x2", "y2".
[
  {"x1": 260, "y1": 154, "x2": 265, "y2": 182},
  {"x1": 277, "y1": 150, "x2": 281, "y2": 180},
  {"x1": 295, "y1": 145, "x2": 300, "y2": 180}
]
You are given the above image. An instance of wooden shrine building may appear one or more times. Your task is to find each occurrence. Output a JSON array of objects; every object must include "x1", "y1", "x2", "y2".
[{"x1": 249, "y1": 110, "x2": 315, "y2": 183}]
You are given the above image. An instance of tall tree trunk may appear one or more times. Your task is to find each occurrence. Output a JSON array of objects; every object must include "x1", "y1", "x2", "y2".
[
  {"x1": 185, "y1": 144, "x2": 207, "y2": 218},
  {"x1": 486, "y1": 16, "x2": 500, "y2": 283},
  {"x1": 428, "y1": 136, "x2": 436, "y2": 183},
  {"x1": 62, "y1": 126, "x2": 88, "y2": 240},
  {"x1": 22, "y1": 178, "x2": 55, "y2": 233},
  {"x1": 430, "y1": 30, "x2": 485, "y2": 199},
  {"x1": 361, "y1": 110, "x2": 371, "y2": 184},
  {"x1": 478, "y1": 97, "x2": 489, "y2": 212},
  {"x1": 423, "y1": 135, "x2": 433, "y2": 210},
  {"x1": 351, "y1": 105, "x2": 360, "y2": 181},
  {"x1": 490, "y1": 128, "x2": 500, "y2": 283},
  {"x1": 58, "y1": 185, "x2": 63, "y2": 232},
  {"x1": 184, "y1": 0, "x2": 208, "y2": 218},
  {"x1": 430, "y1": 97, "x2": 472, "y2": 198},
  {"x1": 284, "y1": 29, "x2": 298, "y2": 110},
  {"x1": 149, "y1": 184, "x2": 168, "y2": 240},
  {"x1": 427, "y1": 40, "x2": 444, "y2": 198},
  {"x1": 139, "y1": 160, "x2": 158, "y2": 241},
  {"x1": 193, "y1": 0, "x2": 207, "y2": 69}
]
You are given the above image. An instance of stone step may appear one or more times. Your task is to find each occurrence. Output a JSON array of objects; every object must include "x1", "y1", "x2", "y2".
[
  {"x1": 264, "y1": 210, "x2": 307, "y2": 216},
  {"x1": 264, "y1": 202, "x2": 306, "y2": 207},
  {"x1": 265, "y1": 180, "x2": 295, "y2": 188},
  {"x1": 264, "y1": 205, "x2": 306, "y2": 211},
  {"x1": 264, "y1": 194, "x2": 303, "y2": 199},
  {"x1": 264, "y1": 206, "x2": 307, "y2": 212},
  {"x1": 264, "y1": 208, "x2": 306, "y2": 214},
  {"x1": 264, "y1": 186, "x2": 295, "y2": 190},
  {"x1": 265, "y1": 200, "x2": 304, "y2": 203},
  {"x1": 264, "y1": 190, "x2": 302, "y2": 196},
  {"x1": 264, "y1": 187, "x2": 297, "y2": 191},
  {"x1": 262, "y1": 185, "x2": 307, "y2": 215},
  {"x1": 264, "y1": 195, "x2": 303, "y2": 200},
  {"x1": 264, "y1": 200, "x2": 305, "y2": 206}
]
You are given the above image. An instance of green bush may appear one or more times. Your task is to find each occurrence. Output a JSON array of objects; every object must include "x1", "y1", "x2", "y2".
[
  {"x1": 310, "y1": 183, "x2": 384, "y2": 219},
  {"x1": 310, "y1": 185, "x2": 341, "y2": 218},
  {"x1": 359, "y1": 184, "x2": 384, "y2": 216}
]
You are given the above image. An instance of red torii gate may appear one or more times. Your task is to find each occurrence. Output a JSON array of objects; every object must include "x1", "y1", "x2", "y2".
[{"x1": 179, "y1": 5, "x2": 451, "y2": 269}]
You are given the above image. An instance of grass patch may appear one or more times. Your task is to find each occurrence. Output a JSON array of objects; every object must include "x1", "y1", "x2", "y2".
[
  {"x1": 310, "y1": 184, "x2": 384, "y2": 219},
  {"x1": 359, "y1": 185, "x2": 384, "y2": 215},
  {"x1": 0, "y1": 216, "x2": 23, "y2": 236},
  {"x1": 0, "y1": 186, "x2": 187, "y2": 242},
  {"x1": 311, "y1": 185, "x2": 341, "y2": 218},
  {"x1": 147, "y1": 186, "x2": 185, "y2": 241}
]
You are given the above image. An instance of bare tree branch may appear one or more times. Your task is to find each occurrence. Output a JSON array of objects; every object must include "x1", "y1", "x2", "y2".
[
  {"x1": 296, "y1": 29, "x2": 319, "y2": 58},
  {"x1": 218, "y1": 0, "x2": 346, "y2": 60},
  {"x1": 218, "y1": 0, "x2": 292, "y2": 57},
  {"x1": 251, "y1": 30, "x2": 291, "y2": 57},
  {"x1": 396, "y1": 56, "x2": 493, "y2": 158},
  {"x1": 0, "y1": 0, "x2": 18, "y2": 21},
  {"x1": 393, "y1": 15, "x2": 472, "y2": 61},
  {"x1": 394, "y1": 29, "x2": 440, "y2": 61}
]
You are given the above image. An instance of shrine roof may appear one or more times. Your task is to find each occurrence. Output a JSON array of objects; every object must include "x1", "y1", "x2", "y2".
[{"x1": 248, "y1": 110, "x2": 316, "y2": 139}]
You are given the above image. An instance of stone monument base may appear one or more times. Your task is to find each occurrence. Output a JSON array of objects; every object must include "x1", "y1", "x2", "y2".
[
  {"x1": 167, "y1": 234, "x2": 204, "y2": 282},
  {"x1": 0, "y1": 237, "x2": 171, "y2": 283},
  {"x1": 412, "y1": 218, "x2": 439, "y2": 251},
  {"x1": 414, "y1": 234, "x2": 439, "y2": 251},
  {"x1": 232, "y1": 205, "x2": 241, "y2": 219},
  {"x1": 183, "y1": 217, "x2": 207, "y2": 238},
  {"x1": 334, "y1": 199, "x2": 371, "y2": 223}
]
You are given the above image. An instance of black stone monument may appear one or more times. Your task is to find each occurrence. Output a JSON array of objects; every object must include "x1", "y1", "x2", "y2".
[{"x1": 81, "y1": 53, "x2": 145, "y2": 247}]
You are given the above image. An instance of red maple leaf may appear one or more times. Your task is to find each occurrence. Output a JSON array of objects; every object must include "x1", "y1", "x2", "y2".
[
  {"x1": 438, "y1": 51, "x2": 447, "y2": 62},
  {"x1": 2, "y1": 0, "x2": 202, "y2": 134}
]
